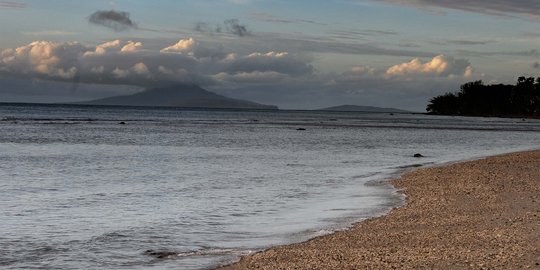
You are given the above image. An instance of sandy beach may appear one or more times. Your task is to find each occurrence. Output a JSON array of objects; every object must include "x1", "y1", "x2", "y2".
[{"x1": 220, "y1": 150, "x2": 540, "y2": 269}]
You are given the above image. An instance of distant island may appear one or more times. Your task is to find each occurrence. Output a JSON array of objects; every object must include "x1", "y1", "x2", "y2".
[
  {"x1": 319, "y1": 105, "x2": 410, "y2": 113},
  {"x1": 80, "y1": 84, "x2": 278, "y2": 110},
  {"x1": 427, "y1": 76, "x2": 540, "y2": 118}
]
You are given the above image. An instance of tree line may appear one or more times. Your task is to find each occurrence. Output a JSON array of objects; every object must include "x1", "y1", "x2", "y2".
[{"x1": 426, "y1": 76, "x2": 540, "y2": 117}]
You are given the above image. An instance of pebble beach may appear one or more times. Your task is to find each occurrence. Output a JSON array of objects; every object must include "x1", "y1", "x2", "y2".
[{"x1": 220, "y1": 150, "x2": 540, "y2": 269}]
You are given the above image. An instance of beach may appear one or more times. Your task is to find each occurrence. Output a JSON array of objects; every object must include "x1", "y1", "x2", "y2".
[{"x1": 220, "y1": 150, "x2": 540, "y2": 269}]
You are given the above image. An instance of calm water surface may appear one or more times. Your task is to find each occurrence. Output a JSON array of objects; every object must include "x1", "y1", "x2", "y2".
[{"x1": 1, "y1": 104, "x2": 539, "y2": 269}]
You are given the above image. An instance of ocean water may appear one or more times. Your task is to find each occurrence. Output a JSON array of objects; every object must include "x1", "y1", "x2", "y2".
[{"x1": 1, "y1": 104, "x2": 539, "y2": 270}]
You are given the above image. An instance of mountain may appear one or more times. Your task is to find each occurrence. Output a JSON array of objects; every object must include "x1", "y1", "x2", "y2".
[
  {"x1": 81, "y1": 84, "x2": 278, "y2": 110},
  {"x1": 319, "y1": 105, "x2": 409, "y2": 113}
]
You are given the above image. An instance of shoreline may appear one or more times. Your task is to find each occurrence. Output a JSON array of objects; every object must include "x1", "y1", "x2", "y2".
[{"x1": 218, "y1": 150, "x2": 540, "y2": 269}]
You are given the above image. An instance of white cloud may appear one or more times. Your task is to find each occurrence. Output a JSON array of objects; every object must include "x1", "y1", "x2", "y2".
[
  {"x1": 161, "y1": 38, "x2": 225, "y2": 59},
  {"x1": 120, "y1": 41, "x2": 142, "y2": 53},
  {"x1": 385, "y1": 55, "x2": 473, "y2": 78},
  {"x1": 246, "y1": 51, "x2": 289, "y2": 58},
  {"x1": 160, "y1": 38, "x2": 197, "y2": 54},
  {"x1": 132, "y1": 62, "x2": 149, "y2": 76},
  {"x1": 0, "y1": 40, "x2": 84, "y2": 79},
  {"x1": 83, "y1": 40, "x2": 121, "y2": 56},
  {"x1": 220, "y1": 53, "x2": 238, "y2": 63},
  {"x1": 0, "y1": 38, "x2": 312, "y2": 86}
]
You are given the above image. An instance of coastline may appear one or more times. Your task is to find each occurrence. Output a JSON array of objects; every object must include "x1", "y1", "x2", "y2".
[{"x1": 218, "y1": 150, "x2": 540, "y2": 269}]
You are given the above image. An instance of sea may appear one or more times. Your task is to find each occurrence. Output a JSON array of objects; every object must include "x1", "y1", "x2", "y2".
[{"x1": 1, "y1": 103, "x2": 539, "y2": 270}]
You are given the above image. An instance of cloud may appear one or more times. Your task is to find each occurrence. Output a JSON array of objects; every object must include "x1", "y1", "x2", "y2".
[
  {"x1": 385, "y1": 55, "x2": 473, "y2": 78},
  {"x1": 223, "y1": 19, "x2": 250, "y2": 36},
  {"x1": 83, "y1": 40, "x2": 121, "y2": 56},
  {"x1": 0, "y1": 38, "x2": 313, "y2": 87},
  {"x1": 0, "y1": 39, "x2": 484, "y2": 111},
  {"x1": 160, "y1": 38, "x2": 225, "y2": 59},
  {"x1": 91, "y1": 65, "x2": 104, "y2": 74},
  {"x1": 211, "y1": 53, "x2": 482, "y2": 111},
  {"x1": 88, "y1": 10, "x2": 137, "y2": 31},
  {"x1": 120, "y1": 41, "x2": 142, "y2": 53},
  {"x1": 160, "y1": 38, "x2": 197, "y2": 54},
  {"x1": 0, "y1": 41, "x2": 85, "y2": 79},
  {"x1": 338, "y1": 65, "x2": 378, "y2": 82},
  {"x1": 213, "y1": 71, "x2": 288, "y2": 84},
  {"x1": 194, "y1": 19, "x2": 251, "y2": 37},
  {"x1": 378, "y1": 0, "x2": 540, "y2": 20},
  {"x1": 305, "y1": 55, "x2": 480, "y2": 109},
  {"x1": 325, "y1": 56, "x2": 476, "y2": 92},
  {"x1": 0, "y1": 1, "x2": 25, "y2": 9},
  {"x1": 243, "y1": 32, "x2": 434, "y2": 57},
  {"x1": 111, "y1": 67, "x2": 129, "y2": 78},
  {"x1": 111, "y1": 62, "x2": 150, "y2": 78},
  {"x1": 132, "y1": 62, "x2": 150, "y2": 76},
  {"x1": 216, "y1": 51, "x2": 312, "y2": 77}
]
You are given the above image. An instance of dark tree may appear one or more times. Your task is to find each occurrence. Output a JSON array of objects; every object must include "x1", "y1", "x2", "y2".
[
  {"x1": 426, "y1": 76, "x2": 540, "y2": 118},
  {"x1": 426, "y1": 93, "x2": 459, "y2": 115}
]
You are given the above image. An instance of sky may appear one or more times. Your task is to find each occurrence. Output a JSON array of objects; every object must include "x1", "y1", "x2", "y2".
[{"x1": 1, "y1": 0, "x2": 540, "y2": 111}]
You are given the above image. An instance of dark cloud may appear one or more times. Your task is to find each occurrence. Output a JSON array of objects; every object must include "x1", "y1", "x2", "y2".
[
  {"x1": 194, "y1": 19, "x2": 251, "y2": 37},
  {"x1": 378, "y1": 0, "x2": 540, "y2": 20},
  {"x1": 223, "y1": 19, "x2": 251, "y2": 36},
  {"x1": 88, "y1": 10, "x2": 137, "y2": 31},
  {"x1": 0, "y1": 1, "x2": 25, "y2": 9},
  {"x1": 194, "y1": 22, "x2": 212, "y2": 33}
]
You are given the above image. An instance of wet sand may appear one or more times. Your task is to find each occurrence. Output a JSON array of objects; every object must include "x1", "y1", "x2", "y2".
[{"x1": 219, "y1": 151, "x2": 540, "y2": 269}]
